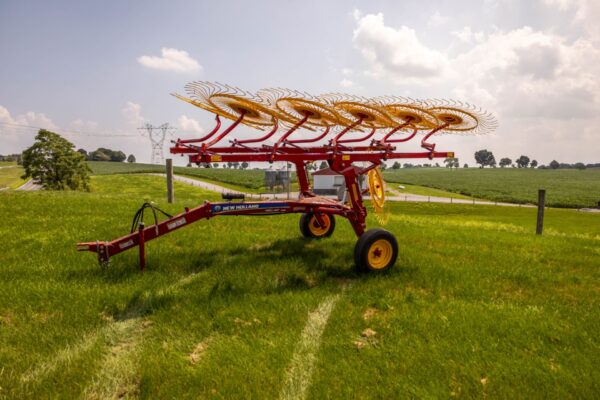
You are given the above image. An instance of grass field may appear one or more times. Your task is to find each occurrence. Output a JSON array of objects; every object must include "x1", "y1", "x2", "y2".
[
  {"x1": 0, "y1": 162, "x2": 25, "y2": 189},
  {"x1": 384, "y1": 168, "x2": 600, "y2": 208},
  {"x1": 88, "y1": 161, "x2": 296, "y2": 192},
  {"x1": 1, "y1": 174, "x2": 598, "y2": 398}
]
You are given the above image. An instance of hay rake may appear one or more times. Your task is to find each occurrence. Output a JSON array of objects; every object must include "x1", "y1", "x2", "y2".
[{"x1": 78, "y1": 82, "x2": 496, "y2": 272}]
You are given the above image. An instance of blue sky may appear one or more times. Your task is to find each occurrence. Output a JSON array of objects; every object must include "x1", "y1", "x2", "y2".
[{"x1": 1, "y1": 0, "x2": 599, "y2": 165}]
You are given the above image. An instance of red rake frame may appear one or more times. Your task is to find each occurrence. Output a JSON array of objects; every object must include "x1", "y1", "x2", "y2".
[{"x1": 77, "y1": 100, "x2": 456, "y2": 272}]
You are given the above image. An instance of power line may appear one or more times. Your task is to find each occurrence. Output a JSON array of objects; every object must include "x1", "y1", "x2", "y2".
[{"x1": 0, "y1": 121, "x2": 140, "y2": 137}]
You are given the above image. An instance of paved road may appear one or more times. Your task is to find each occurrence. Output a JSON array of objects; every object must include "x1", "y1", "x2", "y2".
[
  {"x1": 155, "y1": 173, "x2": 537, "y2": 207},
  {"x1": 16, "y1": 179, "x2": 42, "y2": 191}
]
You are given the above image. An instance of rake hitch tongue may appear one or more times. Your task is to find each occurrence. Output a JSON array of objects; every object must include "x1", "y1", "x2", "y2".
[{"x1": 78, "y1": 82, "x2": 496, "y2": 272}]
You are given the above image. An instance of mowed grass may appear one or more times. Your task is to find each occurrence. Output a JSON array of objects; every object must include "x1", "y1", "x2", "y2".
[
  {"x1": 384, "y1": 167, "x2": 600, "y2": 208},
  {"x1": 0, "y1": 162, "x2": 25, "y2": 189},
  {"x1": 0, "y1": 174, "x2": 599, "y2": 398},
  {"x1": 88, "y1": 161, "x2": 296, "y2": 192}
]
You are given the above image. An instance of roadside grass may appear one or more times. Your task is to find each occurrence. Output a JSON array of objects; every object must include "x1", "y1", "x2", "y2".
[
  {"x1": 391, "y1": 183, "x2": 475, "y2": 200},
  {"x1": 384, "y1": 167, "x2": 600, "y2": 208},
  {"x1": 0, "y1": 162, "x2": 25, "y2": 189},
  {"x1": 0, "y1": 174, "x2": 598, "y2": 398}
]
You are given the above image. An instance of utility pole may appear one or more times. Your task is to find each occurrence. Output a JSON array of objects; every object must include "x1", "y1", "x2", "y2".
[{"x1": 139, "y1": 123, "x2": 176, "y2": 164}]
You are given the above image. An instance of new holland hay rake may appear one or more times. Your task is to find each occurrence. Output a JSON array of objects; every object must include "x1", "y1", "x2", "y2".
[{"x1": 77, "y1": 82, "x2": 496, "y2": 272}]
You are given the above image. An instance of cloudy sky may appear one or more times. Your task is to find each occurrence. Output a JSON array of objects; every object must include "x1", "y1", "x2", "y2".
[{"x1": 1, "y1": 0, "x2": 598, "y2": 165}]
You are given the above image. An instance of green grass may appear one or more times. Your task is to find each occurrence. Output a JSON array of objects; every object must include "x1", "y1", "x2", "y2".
[
  {"x1": 391, "y1": 183, "x2": 475, "y2": 200},
  {"x1": 384, "y1": 168, "x2": 600, "y2": 208},
  {"x1": 0, "y1": 162, "x2": 25, "y2": 189},
  {"x1": 0, "y1": 174, "x2": 598, "y2": 398},
  {"x1": 88, "y1": 161, "x2": 297, "y2": 192}
]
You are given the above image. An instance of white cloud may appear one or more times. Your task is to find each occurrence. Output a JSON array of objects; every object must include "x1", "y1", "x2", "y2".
[
  {"x1": 341, "y1": 68, "x2": 354, "y2": 76},
  {"x1": 349, "y1": 11, "x2": 600, "y2": 163},
  {"x1": 137, "y1": 48, "x2": 202, "y2": 73},
  {"x1": 452, "y1": 27, "x2": 485, "y2": 44},
  {"x1": 177, "y1": 115, "x2": 204, "y2": 135},
  {"x1": 122, "y1": 101, "x2": 144, "y2": 128},
  {"x1": 427, "y1": 11, "x2": 448, "y2": 28},
  {"x1": 352, "y1": 12, "x2": 448, "y2": 85},
  {"x1": 340, "y1": 78, "x2": 354, "y2": 88}
]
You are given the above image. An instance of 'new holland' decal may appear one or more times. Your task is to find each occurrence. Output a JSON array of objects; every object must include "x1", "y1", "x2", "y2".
[{"x1": 211, "y1": 202, "x2": 289, "y2": 214}]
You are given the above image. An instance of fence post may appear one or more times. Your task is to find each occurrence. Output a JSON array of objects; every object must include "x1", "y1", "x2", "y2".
[
  {"x1": 166, "y1": 158, "x2": 174, "y2": 203},
  {"x1": 536, "y1": 189, "x2": 546, "y2": 235}
]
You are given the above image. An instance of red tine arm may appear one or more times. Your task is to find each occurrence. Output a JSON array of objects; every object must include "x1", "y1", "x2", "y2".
[
  {"x1": 204, "y1": 111, "x2": 246, "y2": 149},
  {"x1": 286, "y1": 125, "x2": 330, "y2": 144},
  {"x1": 332, "y1": 117, "x2": 364, "y2": 146},
  {"x1": 235, "y1": 122, "x2": 279, "y2": 145},
  {"x1": 421, "y1": 123, "x2": 449, "y2": 152},
  {"x1": 178, "y1": 114, "x2": 221, "y2": 144}
]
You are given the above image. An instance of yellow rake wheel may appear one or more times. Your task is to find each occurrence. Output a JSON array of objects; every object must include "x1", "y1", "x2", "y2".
[{"x1": 368, "y1": 167, "x2": 385, "y2": 212}]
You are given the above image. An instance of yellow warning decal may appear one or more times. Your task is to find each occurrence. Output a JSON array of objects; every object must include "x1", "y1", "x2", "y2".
[
  {"x1": 211, "y1": 155, "x2": 222, "y2": 162},
  {"x1": 342, "y1": 155, "x2": 350, "y2": 161}
]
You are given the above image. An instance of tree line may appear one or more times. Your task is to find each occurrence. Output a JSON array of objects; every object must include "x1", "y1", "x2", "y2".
[
  {"x1": 474, "y1": 149, "x2": 592, "y2": 169},
  {"x1": 77, "y1": 148, "x2": 136, "y2": 163}
]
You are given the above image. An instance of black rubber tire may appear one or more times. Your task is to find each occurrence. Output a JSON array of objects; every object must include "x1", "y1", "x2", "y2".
[
  {"x1": 299, "y1": 213, "x2": 336, "y2": 239},
  {"x1": 354, "y1": 228, "x2": 398, "y2": 272}
]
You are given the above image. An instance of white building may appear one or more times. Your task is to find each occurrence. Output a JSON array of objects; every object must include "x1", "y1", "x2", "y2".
[{"x1": 312, "y1": 166, "x2": 365, "y2": 195}]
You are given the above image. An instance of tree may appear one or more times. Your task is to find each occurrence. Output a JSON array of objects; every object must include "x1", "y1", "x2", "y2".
[
  {"x1": 474, "y1": 149, "x2": 495, "y2": 168},
  {"x1": 88, "y1": 147, "x2": 126, "y2": 162},
  {"x1": 392, "y1": 161, "x2": 400, "y2": 169},
  {"x1": 499, "y1": 157, "x2": 512, "y2": 168},
  {"x1": 444, "y1": 157, "x2": 459, "y2": 169},
  {"x1": 550, "y1": 160, "x2": 559, "y2": 169},
  {"x1": 21, "y1": 129, "x2": 90, "y2": 191},
  {"x1": 319, "y1": 161, "x2": 328, "y2": 170},
  {"x1": 463, "y1": 163, "x2": 469, "y2": 168},
  {"x1": 516, "y1": 155, "x2": 530, "y2": 168},
  {"x1": 530, "y1": 159, "x2": 538, "y2": 168},
  {"x1": 241, "y1": 161, "x2": 249, "y2": 169},
  {"x1": 213, "y1": 163, "x2": 219, "y2": 168},
  {"x1": 127, "y1": 154, "x2": 136, "y2": 163},
  {"x1": 575, "y1": 162, "x2": 586, "y2": 170}
]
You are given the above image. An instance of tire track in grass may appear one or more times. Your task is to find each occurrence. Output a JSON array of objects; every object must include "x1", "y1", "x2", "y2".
[
  {"x1": 82, "y1": 318, "x2": 146, "y2": 399},
  {"x1": 18, "y1": 271, "x2": 209, "y2": 392},
  {"x1": 279, "y1": 294, "x2": 340, "y2": 400}
]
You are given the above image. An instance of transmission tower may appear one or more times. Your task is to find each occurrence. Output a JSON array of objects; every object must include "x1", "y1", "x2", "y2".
[{"x1": 139, "y1": 123, "x2": 176, "y2": 164}]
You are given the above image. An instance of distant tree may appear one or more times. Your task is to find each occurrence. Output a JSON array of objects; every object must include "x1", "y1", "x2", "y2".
[
  {"x1": 463, "y1": 163, "x2": 469, "y2": 168},
  {"x1": 227, "y1": 162, "x2": 233, "y2": 169},
  {"x1": 88, "y1": 147, "x2": 126, "y2": 162},
  {"x1": 319, "y1": 161, "x2": 328, "y2": 170},
  {"x1": 21, "y1": 129, "x2": 90, "y2": 191},
  {"x1": 516, "y1": 155, "x2": 530, "y2": 168},
  {"x1": 77, "y1": 149, "x2": 88, "y2": 158},
  {"x1": 241, "y1": 161, "x2": 249, "y2": 169},
  {"x1": 403, "y1": 163, "x2": 414, "y2": 168},
  {"x1": 435, "y1": 162, "x2": 440, "y2": 167},
  {"x1": 232, "y1": 162, "x2": 240, "y2": 169},
  {"x1": 549, "y1": 160, "x2": 559, "y2": 169},
  {"x1": 575, "y1": 162, "x2": 586, "y2": 170},
  {"x1": 530, "y1": 159, "x2": 538, "y2": 168},
  {"x1": 380, "y1": 163, "x2": 387, "y2": 170},
  {"x1": 444, "y1": 157, "x2": 459, "y2": 169},
  {"x1": 474, "y1": 149, "x2": 495, "y2": 168},
  {"x1": 392, "y1": 161, "x2": 400, "y2": 169},
  {"x1": 499, "y1": 157, "x2": 512, "y2": 168},
  {"x1": 127, "y1": 154, "x2": 136, "y2": 163}
]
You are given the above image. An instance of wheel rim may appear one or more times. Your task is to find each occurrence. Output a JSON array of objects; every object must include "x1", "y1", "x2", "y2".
[
  {"x1": 367, "y1": 239, "x2": 393, "y2": 269},
  {"x1": 309, "y1": 215, "x2": 330, "y2": 236}
]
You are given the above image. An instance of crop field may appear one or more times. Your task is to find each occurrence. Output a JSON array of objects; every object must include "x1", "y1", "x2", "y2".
[
  {"x1": 1, "y1": 174, "x2": 598, "y2": 398},
  {"x1": 88, "y1": 161, "x2": 295, "y2": 192},
  {"x1": 384, "y1": 168, "x2": 600, "y2": 208}
]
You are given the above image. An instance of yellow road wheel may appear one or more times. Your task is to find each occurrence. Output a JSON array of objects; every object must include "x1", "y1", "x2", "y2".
[
  {"x1": 299, "y1": 213, "x2": 336, "y2": 239},
  {"x1": 354, "y1": 228, "x2": 398, "y2": 272}
]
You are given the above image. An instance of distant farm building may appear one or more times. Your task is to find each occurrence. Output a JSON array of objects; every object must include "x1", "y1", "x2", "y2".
[{"x1": 312, "y1": 167, "x2": 365, "y2": 195}]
